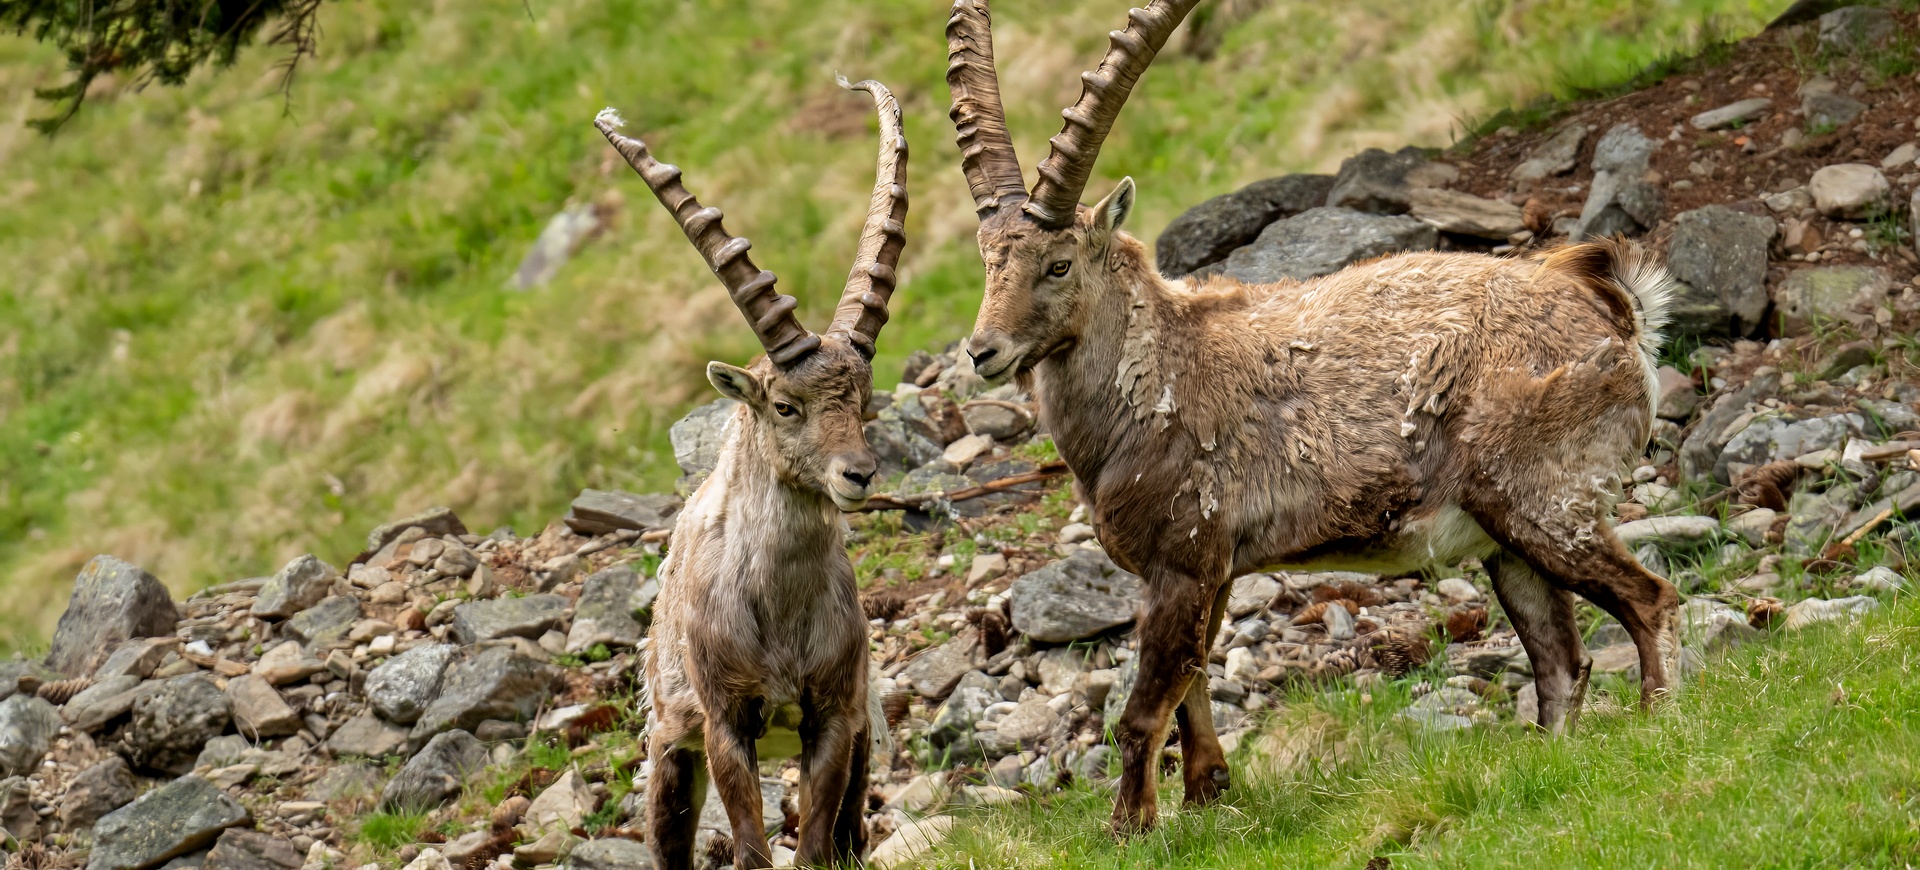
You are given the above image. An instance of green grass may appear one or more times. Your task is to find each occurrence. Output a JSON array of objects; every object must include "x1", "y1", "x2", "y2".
[
  {"x1": 0, "y1": 0, "x2": 1777, "y2": 649},
  {"x1": 923, "y1": 596, "x2": 1920, "y2": 868},
  {"x1": 354, "y1": 810, "x2": 430, "y2": 849}
]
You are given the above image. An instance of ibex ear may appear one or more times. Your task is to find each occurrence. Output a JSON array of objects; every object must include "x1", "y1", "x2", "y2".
[
  {"x1": 706, "y1": 361, "x2": 764, "y2": 406},
  {"x1": 1091, "y1": 176, "x2": 1136, "y2": 242}
]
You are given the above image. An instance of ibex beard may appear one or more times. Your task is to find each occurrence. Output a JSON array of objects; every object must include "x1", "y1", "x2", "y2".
[{"x1": 947, "y1": 0, "x2": 1682, "y2": 835}]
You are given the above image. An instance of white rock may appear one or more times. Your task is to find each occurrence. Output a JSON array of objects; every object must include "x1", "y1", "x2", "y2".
[
  {"x1": 1782, "y1": 595, "x2": 1881, "y2": 630},
  {"x1": 1808, "y1": 163, "x2": 1891, "y2": 219},
  {"x1": 1882, "y1": 142, "x2": 1917, "y2": 169},
  {"x1": 1226, "y1": 573, "x2": 1281, "y2": 617},
  {"x1": 1057, "y1": 523, "x2": 1097, "y2": 545},
  {"x1": 870, "y1": 815, "x2": 955, "y2": 868},
  {"x1": 1853, "y1": 566, "x2": 1906, "y2": 593},
  {"x1": 1614, "y1": 515, "x2": 1720, "y2": 548},
  {"x1": 941, "y1": 433, "x2": 993, "y2": 466},
  {"x1": 400, "y1": 848, "x2": 453, "y2": 870},
  {"x1": 1689, "y1": 97, "x2": 1771, "y2": 130},
  {"x1": 525, "y1": 769, "x2": 594, "y2": 833},
  {"x1": 1726, "y1": 508, "x2": 1778, "y2": 547},
  {"x1": 967, "y1": 553, "x2": 1007, "y2": 584},
  {"x1": 1436, "y1": 577, "x2": 1481, "y2": 604}
]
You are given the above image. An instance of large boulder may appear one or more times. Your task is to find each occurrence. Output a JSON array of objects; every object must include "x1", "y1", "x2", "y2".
[
  {"x1": 124, "y1": 673, "x2": 232, "y2": 775},
  {"x1": 1772, "y1": 266, "x2": 1892, "y2": 336},
  {"x1": 382, "y1": 729, "x2": 489, "y2": 812},
  {"x1": 1009, "y1": 549, "x2": 1144, "y2": 643},
  {"x1": 366, "y1": 642, "x2": 456, "y2": 725},
  {"x1": 450, "y1": 594, "x2": 570, "y2": 645},
  {"x1": 1154, "y1": 174, "x2": 1335, "y2": 277},
  {"x1": 564, "y1": 489, "x2": 682, "y2": 536},
  {"x1": 897, "y1": 629, "x2": 984, "y2": 698},
  {"x1": 670, "y1": 398, "x2": 740, "y2": 494},
  {"x1": 566, "y1": 566, "x2": 656, "y2": 654},
  {"x1": 1509, "y1": 125, "x2": 1585, "y2": 183},
  {"x1": 1219, "y1": 207, "x2": 1437, "y2": 284},
  {"x1": 87, "y1": 775, "x2": 250, "y2": 870},
  {"x1": 251, "y1": 554, "x2": 337, "y2": 620},
  {"x1": 1818, "y1": 6, "x2": 1895, "y2": 53},
  {"x1": 1571, "y1": 124, "x2": 1662, "y2": 239},
  {"x1": 408, "y1": 645, "x2": 557, "y2": 747},
  {"x1": 47, "y1": 555, "x2": 179, "y2": 678},
  {"x1": 1324, "y1": 146, "x2": 1454, "y2": 214},
  {"x1": 62, "y1": 756, "x2": 139, "y2": 831},
  {"x1": 202, "y1": 827, "x2": 304, "y2": 870},
  {"x1": 1406, "y1": 188, "x2": 1525, "y2": 239},
  {"x1": 0, "y1": 694, "x2": 60, "y2": 776},
  {"x1": 1808, "y1": 164, "x2": 1890, "y2": 219},
  {"x1": 1665, "y1": 205, "x2": 1777, "y2": 337}
]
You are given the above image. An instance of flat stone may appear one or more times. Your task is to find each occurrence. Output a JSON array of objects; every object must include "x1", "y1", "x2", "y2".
[
  {"x1": 47, "y1": 555, "x2": 179, "y2": 678},
  {"x1": 1436, "y1": 577, "x2": 1482, "y2": 604},
  {"x1": 0, "y1": 694, "x2": 59, "y2": 776},
  {"x1": 670, "y1": 398, "x2": 740, "y2": 493},
  {"x1": 1666, "y1": 205, "x2": 1777, "y2": 337},
  {"x1": 408, "y1": 645, "x2": 556, "y2": 748},
  {"x1": 363, "y1": 507, "x2": 468, "y2": 557},
  {"x1": 525, "y1": 769, "x2": 595, "y2": 833},
  {"x1": 1406, "y1": 188, "x2": 1525, "y2": 239},
  {"x1": 1614, "y1": 516, "x2": 1720, "y2": 548},
  {"x1": 254, "y1": 641, "x2": 328, "y2": 686},
  {"x1": 564, "y1": 489, "x2": 683, "y2": 536},
  {"x1": 1154, "y1": 174, "x2": 1336, "y2": 276},
  {"x1": 62, "y1": 755, "x2": 138, "y2": 831},
  {"x1": 62, "y1": 674, "x2": 146, "y2": 732},
  {"x1": 366, "y1": 642, "x2": 455, "y2": 725},
  {"x1": 1656, "y1": 366, "x2": 1698, "y2": 421},
  {"x1": 1220, "y1": 207, "x2": 1437, "y2": 283},
  {"x1": 1803, "y1": 91, "x2": 1868, "y2": 129},
  {"x1": 97, "y1": 636, "x2": 183, "y2": 681},
  {"x1": 928, "y1": 671, "x2": 999, "y2": 760},
  {"x1": 381, "y1": 729, "x2": 488, "y2": 812},
  {"x1": 943, "y1": 432, "x2": 994, "y2": 465},
  {"x1": 126, "y1": 673, "x2": 232, "y2": 775},
  {"x1": 252, "y1": 555, "x2": 338, "y2": 621},
  {"x1": 1008, "y1": 549, "x2": 1144, "y2": 643},
  {"x1": 563, "y1": 838, "x2": 653, "y2": 870},
  {"x1": 202, "y1": 828, "x2": 302, "y2": 870},
  {"x1": 567, "y1": 566, "x2": 655, "y2": 654},
  {"x1": 1681, "y1": 598, "x2": 1761, "y2": 653},
  {"x1": 1772, "y1": 266, "x2": 1893, "y2": 335},
  {"x1": 962, "y1": 402, "x2": 1029, "y2": 441},
  {"x1": 450, "y1": 594, "x2": 569, "y2": 646},
  {"x1": 325, "y1": 714, "x2": 411, "y2": 759},
  {"x1": 283, "y1": 595, "x2": 361, "y2": 648},
  {"x1": 227, "y1": 675, "x2": 301, "y2": 739},
  {"x1": 992, "y1": 697, "x2": 1059, "y2": 746},
  {"x1": 1689, "y1": 97, "x2": 1772, "y2": 130},
  {"x1": 1325, "y1": 146, "x2": 1453, "y2": 214},
  {"x1": 1510, "y1": 125, "x2": 1585, "y2": 182},
  {"x1": 1808, "y1": 164, "x2": 1890, "y2": 219},
  {"x1": 87, "y1": 775, "x2": 250, "y2": 870},
  {"x1": 899, "y1": 630, "x2": 984, "y2": 698},
  {"x1": 1783, "y1": 595, "x2": 1881, "y2": 630},
  {"x1": 1884, "y1": 142, "x2": 1918, "y2": 170},
  {"x1": 1226, "y1": 573, "x2": 1280, "y2": 618},
  {"x1": 870, "y1": 815, "x2": 954, "y2": 869}
]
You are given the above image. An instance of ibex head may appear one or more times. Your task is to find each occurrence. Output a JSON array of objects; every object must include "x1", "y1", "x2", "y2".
[
  {"x1": 597, "y1": 77, "x2": 909, "y2": 509},
  {"x1": 947, "y1": 0, "x2": 1197, "y2": 381}
]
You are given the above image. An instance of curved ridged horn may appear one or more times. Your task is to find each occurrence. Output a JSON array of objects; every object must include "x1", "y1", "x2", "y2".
[
  {"x1": 595, "y1": 109, "x2": 821, "y2": 366},
  {"x1": 946, "y1": 0, "x2": 1027, "y2": 215},
  {"x1": 830, "y1": 76, "x2": 909, "y2": 360},
  {"x1": 1024, "y1": 0, "x2": 1199, "y2": 227}
]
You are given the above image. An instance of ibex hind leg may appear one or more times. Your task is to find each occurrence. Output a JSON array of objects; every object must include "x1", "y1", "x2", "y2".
[
  {"x1": 1173, "y1": 581, "x2": 1233, "y2": 805},
  {"x1": 647, "y1": 735, "x2": 706, "y2": 870},
  {"x1": 1485, "y1": 550, "x2": 1590, "y2": 734},
  {"x1": 829, "y1": 724, "x2": 872, "y2": 861}
]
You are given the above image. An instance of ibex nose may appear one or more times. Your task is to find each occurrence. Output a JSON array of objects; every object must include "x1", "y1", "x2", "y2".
[
  {"x1": 835, "y1": 452, "x2": 877, "y2": 490},
  {"x1": 966, "y1": 332, "x2": 1013, "y2": 379}
]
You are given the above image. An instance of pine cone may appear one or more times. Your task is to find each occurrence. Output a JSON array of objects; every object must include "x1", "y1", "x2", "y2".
[
  {"x1": 1371, "y1": 631, "x2": 1433, "y2": 678},
  {"x1": 881, "y1": 691, "x2": 912, "y2": 728},
  {"x1": 861, "y1": 590, "x2": 909, "y2": 623},
  {"x1": 1444, "y1": 607, "x2": 1488, "y2": 643},
  {"x1": 35, "y1": 676, "x2": 91, "y2": 706},
  {"x1": 1291, "y1": 599, "x2": 1360, "y2": 626},
  {"x1": 1313, "y1": 581, "x2": 1385, "y2": 608}
]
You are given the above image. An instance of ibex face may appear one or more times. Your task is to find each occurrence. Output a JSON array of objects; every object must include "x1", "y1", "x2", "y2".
[
  {"x1": 965, "y1": 179, "x2": 1135, "y2": 382},
  {"x1": 707, "y1": 335, "x2": 878, "y2": 510}
]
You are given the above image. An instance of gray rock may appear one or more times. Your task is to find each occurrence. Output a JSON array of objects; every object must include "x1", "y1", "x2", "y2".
[
  {"x1": 450, "y1": 594, "x2": 569, "y2": 645},
  {"x1": 1808, "y1": 163, "x2": 1889, "y2": 219},
  {"x1": 1446, "y1": 641, "x2": 1531, "y2": 679},
  {"x1": 564, "y1": 838, "x2": 654, "y2": 870},
  {"x1": 0, "y1": 775, "x2": 36, "y2": 842},
  {"x1": 47, "y1": 555, "x2": 179, "y2": 678},
  {"x1": 865, "y1": 416, "x2": 946, "y2": 479},
  {"x1": 252, "y1": 554, "x2": 338, "y2": 620},
  {"x1": 962, "y1": 402, "x2": 1030, "y2": 441},
  {"x1": 87, "y1": 775, "x2": 250, "y2": 870},
  {"x1": 62, "y1": 674, "x2": 147, "y2": 732},
  {"x1": 1666, "y1": 205, "x2": 1777, "y2": 337},
  {"x1": 307, "y1": 763, "x2": 384, "y2": 802},
  {"x1": 1104, "y1": 657, "x2": 1138, "y2": 725},
  {"x1": 1009, "y1": 549, "x2": 1144, "y2": 643},
  {"x1": 564, "y1": 489, "x2": 683, "y2": 536},
  {"x1": 202, "y1": 828, "x2": 302, "y2": 870},
  {"x1": 1325, "y1": 147, "x2": 1450, "y2": 214},
  {"x1": 1220, "y1": 206, "x2": 1437, "y2": 284},
  {"x1": 0, "y1": 694, "x2": 59, "y2": 776},
  {"x1": 325, "y1": 714, "x2": 411, "y2": 759},
  {"x1": 990, "y1": 697, "x2": 1059, "y2": 747},
  {"x1": 1510, "y1": 125, "x2": 1585, "y2": 182},
  {"x1": 1774, "y1": 266, "x2": 1893, "y2": 335},
  {"x1": 899, "y1": 631, "x2": 984, "y2": 698},
  {"x1": 226, "y1": 675, "x2": 300, "y2": 739},
  {"x1": 97, "y1": 637, "x2": 182, "y2": 681},
  {"x1": 696, "y1": 775, "x2": 784, "y2": 835},
  {"x1": 670, "y1": 398, "x2": 740, "y2": 493},
  {"x1": 382, "y1": 729, "x2": 488, "y2": 812},
  {"x1": 62, "y1": 755, "x2": 138, "y2": 830},
  {"x1": 1409, "y1": 686, "x2": 1481, "y2": 716},
  {"x1": 1406, "y1": 188, "x2": 1525, "y2": 239},
  {"x1": 408, "y1": 646, "x2": 556, "y2": 747},
  {"x1": 126, "y1": 674, "x2": 232, "y2": 775},
  {"x1": 1572, "y1": 124, "x2": 1663, "y2": 239},
  {"x1": 1783, "y1": 595, "x2": 1880, "y2": 630},
  {"x1": 1804, "y1": 91, "x2": 1868, "y2": 130},
  {"x1": 366, "y1": 642, "x2": 456, "y2": 725},
  {"x1": 1680, "y1": 599, "x2": 1761, "y2": 653},
  {"x1": 433, "y1": 545, "x2": 480, "y2": 578},
  {"x1": 1655, "y1": 366, "x2": 1698, "y2": 421},
  {"x1": 1399, "y1": 708, "x2": 1473, "y2": 732},
  {"x1": 1226, "y1": 573, "x2": 1280, "y2": 618},
  {"x1": 928, "y1": 671, "x2": 999, "y2": 759},
  {"x1": 567, "y1": 566, "x2": 654, "y2": 654},
  {"x1": 1614, "y1": 516, "x2": 1720, "y2": 549},
  {"x1": 511, "y1": 202, "x2": 605, "y2": 290},
  {"x1": 0, "y1": 660, "x2": 58, "y2": 702},
  {"x1": 1818, "y1": 6, "x2": 1895, "y2": 53},
  {"x1": 1690, "y1": 98, "x2": 1772, "y2": 130},
  {"x1": 1154, "y1": 174, "x2": 1336, "y2": 277},
  {"x1": 1679, "y1": 370, "x2": 1781, "y2": 481},
  {"x1": 363, "y1": 507, "x2": 468, "y2": 557},
  {"x1": 283, "y1": 595, "x2": 360, "y2": 648}
]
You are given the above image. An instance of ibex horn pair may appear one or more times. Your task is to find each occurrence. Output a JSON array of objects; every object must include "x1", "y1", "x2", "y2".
[
  {"x1": 594, "y1": 76, "x2": 908, "y2": 364},
  {"x1": 947, "y1": 0, "x2": 1199, "y2": 225}
]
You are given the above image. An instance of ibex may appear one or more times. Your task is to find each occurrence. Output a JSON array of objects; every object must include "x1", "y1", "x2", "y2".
[
  {"x1": 594, "y1": 74, "x2": 908, "y2": 868},
  {"x1": 945, "y1": 0, "x2": 1683, "y2": 832}
]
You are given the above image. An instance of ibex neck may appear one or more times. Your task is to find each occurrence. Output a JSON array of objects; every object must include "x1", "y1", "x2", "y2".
[
  {"x1": 1034, "y1": 256, "x2": 1176, "y2": 488},
  {"x1": 712, "y1": 414, "x2": 847, "y2": 575}
]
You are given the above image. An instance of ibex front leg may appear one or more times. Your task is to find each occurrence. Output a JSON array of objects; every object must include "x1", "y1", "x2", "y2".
[
  {"x1": 1172, "y1": 580, "x2": 1233, "y2": 804},
  {"x1": 795, "y1": 702, "x2": 862, "y2": 866},
  {"x1": 1111, "y1": 570, "x2": 1212, "y2": 834},
  {"x1": 703, "y1": 699, "x2": 774, "y2": 869}
]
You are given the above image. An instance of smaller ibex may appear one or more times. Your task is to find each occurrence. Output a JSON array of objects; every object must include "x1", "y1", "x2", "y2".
[
  {"x1": 594, "y1": 74, "x2": 908, "y2": 869},
  {"x1": 947, "y1": 0, "x2": 1682, "y2": 834}
]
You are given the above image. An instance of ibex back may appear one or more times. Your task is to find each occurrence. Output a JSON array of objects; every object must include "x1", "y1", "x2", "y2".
[
  {"x1": 945, "y1": 0, "x2": 1682, "y2": 833},
  {"x1": 595, "y1": 73, "x2": 908, "y2": 868}
]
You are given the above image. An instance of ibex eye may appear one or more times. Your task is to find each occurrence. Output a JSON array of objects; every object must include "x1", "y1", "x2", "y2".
[
  {"x1": 1047, "y1": 260, "x2": 1072, "y2": 278},
  {"x1": 773, "y1": 402, "x2": 797, "y2": 418}
]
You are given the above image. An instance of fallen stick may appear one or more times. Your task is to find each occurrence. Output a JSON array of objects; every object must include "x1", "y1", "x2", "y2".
[{"x1": 859, "y1": 462, "x2": 1069, "y2": 512}]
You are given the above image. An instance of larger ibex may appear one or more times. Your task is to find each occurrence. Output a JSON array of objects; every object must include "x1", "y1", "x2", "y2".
[
  {"x1": 595, "y1": 74, "x2": 908, "y2": 868},
  {"x1": 945, "y1": 0, "x2": 1682, "y2": 833}
]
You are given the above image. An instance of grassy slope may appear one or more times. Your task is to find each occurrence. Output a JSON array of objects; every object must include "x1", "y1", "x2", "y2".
[
  {"x1": 928, "y1": 599, "x2": 1920, "y2": 868},
  {"x1": 0, "y1": 0, "x2": 1775, "y2": 647}
]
